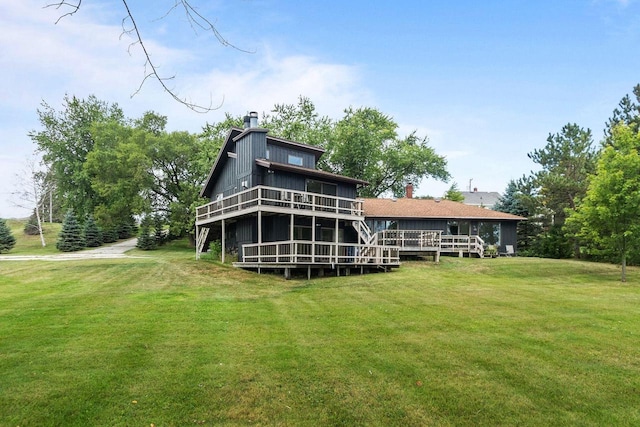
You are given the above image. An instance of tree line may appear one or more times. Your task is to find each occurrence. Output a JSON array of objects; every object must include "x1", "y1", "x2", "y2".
[
  {"x1": 25, "y1": 95, "x2": 449, "y2": 250},
  {"x1": 493, "y1": 84, "x2": 640, "y2": 281}
]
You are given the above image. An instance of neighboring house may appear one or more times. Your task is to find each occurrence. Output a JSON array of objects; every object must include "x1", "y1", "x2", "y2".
[
  {"x1": 461, "y1": 189, "x2": 501, "y2": 209},
  {"x1": 195, "y1": 115, "x2": 524, "y2": 277},
  {"x1": 363, "y1": 185, "x2": 523, "y2": 261},
  {"x1": 195, "y1": 113, "x2": 400, "y2": 278}
]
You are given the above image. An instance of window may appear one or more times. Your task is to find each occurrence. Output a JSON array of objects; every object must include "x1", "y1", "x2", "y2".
[
  {"x1": 447, "y1": 220, "x2": 470, "y2": 235},
  {"x1": 306, "y1": 179, "x2": 337, "y2": 196},
  {"x1": 265, "y1": 149, "x2": 270, "y2": 160},
  {"x1": 479, "y1": 222, "x2": 501, "y2": 245},
  {"x1": 287, "y1": 154, "x2": 304, "y2": 166},
  {"x1": 215, "y1": 193, "x2": 224, "y2": 202},
  {"x1": 293, "y1": 226, "x2": 312, "y2": 241}
]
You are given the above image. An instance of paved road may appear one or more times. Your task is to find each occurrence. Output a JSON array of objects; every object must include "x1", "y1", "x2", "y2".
[{"x1": 0, "y1": 238, "x2": 146, "y2": 261}]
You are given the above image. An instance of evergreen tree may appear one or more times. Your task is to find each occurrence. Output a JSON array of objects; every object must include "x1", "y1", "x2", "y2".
[
  {"x1": 154, "y1": 214, "x2": 166, "y2": 246},
  {"x1": 443, "y1": 182, "x2": 465, "y2": 202},
  {"x1": 136, "y1": 216, "x2": 157, "y2": 250},
  {"x1": 117, "y1": 222, "x2": 133, "y2": 240},
  {"x1": 83, "y1": 215, "x2": 103, "y2": 247},
  {"x1": 23, "y1": 210, "x2": 41, "y2": 236},
  {"x1": 495, "y1": 177, "x2": 545, "y2": 256},
  {"x1": 102, "y1": 227, "x2": 119, "y2": 243},
  {"x1": 56, "y1": 211, "x2": 85, "y2": 252},
  {"x1": 0, "y1": 218, "x2": 17, "y2": 253},
  {"x1": 605, "y1": 84, "x2": 640, "y2": 143}
]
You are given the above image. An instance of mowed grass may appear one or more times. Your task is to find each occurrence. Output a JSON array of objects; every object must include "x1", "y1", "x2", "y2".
[
  {"x1": 4, "y1": 219, "x2": 62, "y2": 255},
  {"x1": 1, "y1": 243, "x2": 639, "y2": 426}
]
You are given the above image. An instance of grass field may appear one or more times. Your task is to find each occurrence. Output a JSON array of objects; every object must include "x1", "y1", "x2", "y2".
[
  {"x1": 4, "y1": 219, "x2": 62, "y2": 255},
  {"x1": 1, "y1": 239, "x2": 639, "y2": 426}
]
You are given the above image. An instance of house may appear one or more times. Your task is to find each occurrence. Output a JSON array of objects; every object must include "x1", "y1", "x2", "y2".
[
  {"x1": 460, "y1": 188, "x2": 502, "y2": 209},
  {"x1": 195, "y1": 112, "x2": 400, "y2": 278},
  {"x1": 363, "y1": 184, "x2": 524, "y2": 261},
  {"x1": 195, "y1": 115, "x2": 524, "y2": 277}
]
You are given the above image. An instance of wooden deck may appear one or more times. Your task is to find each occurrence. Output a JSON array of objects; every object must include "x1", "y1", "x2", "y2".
[
  {"x1": 196, "y1": 185, "x2": 364, "y2": 225},
  {"x1": 376, "y1": 230, "x2": 485, "y2": 259},
  {"x1": 238, "y1": 240, "x2": 400, "y2": 266},
  {"x1": 236, "y1": 240, "x2": 400, "y2": 278}
]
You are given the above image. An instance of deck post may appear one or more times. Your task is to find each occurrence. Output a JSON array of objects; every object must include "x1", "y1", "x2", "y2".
[
  {"x1": 258, "y1": 211, "x2": 262, "y2": 245},
  {"x1": 312, "y1": 215, "x2": 316, "y2": 263},
  {"x1": 195, "y1": 224, "x2": 200, "y2": 260},
  {"x1": 221, "y1": 219, "x2": 226, "y2": 263},
  {"x1": 335, "y1": 217, "x2": 339, "y2": 265},
  {"x1": 290, "y1": 214, "x2": 294, "y2": 240},
  {"x1": 284, "y1": 268, "x2": 291, "y2": 280}
]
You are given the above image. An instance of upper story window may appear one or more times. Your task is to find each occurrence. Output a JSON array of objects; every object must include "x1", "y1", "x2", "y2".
[
  {"x1": 287, "y1": 154, "x2": 304, "y2": 166},
  {"x1": 306, "y1": 179, "x2": 337, "y2": 196},
  {"x1": 265, "y1": 149, "x2": 270, "y2": 160}
]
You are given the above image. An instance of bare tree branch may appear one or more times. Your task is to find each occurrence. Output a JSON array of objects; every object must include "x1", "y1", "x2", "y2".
[
  {"x1": 45, "y1": 0, "x2": 82, "y2": 24},
  {"x1": 48, "y1": 0, "x2": 249, "y2": 113}
]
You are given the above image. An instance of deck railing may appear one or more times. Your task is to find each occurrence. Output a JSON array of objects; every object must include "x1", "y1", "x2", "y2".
[
  {"x1": 240, "y1": 240, "x2": 400, "y2": 266},
  {"x1": 375, "y1": 230, "x2": 485, "y2": 257},
  {"x1": 377, "y1": 230, "x2": 442, "y2": 249},
  {"x1": 440, "y1": 234, "x2": 485, "y2": 257},
  {"x1": 196, "y1": 185, "x2": 364, "y2": 223}
]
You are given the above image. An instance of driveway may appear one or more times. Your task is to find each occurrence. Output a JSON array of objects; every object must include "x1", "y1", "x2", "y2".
[{"x1": 0, "y1": 238, "x2": 145, "y2": 261}]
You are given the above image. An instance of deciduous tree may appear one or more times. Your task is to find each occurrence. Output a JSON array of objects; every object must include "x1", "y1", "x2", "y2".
[
  {"x1": 31, "y1": 95, "x2": 125, "y2": 220},
  {"x1": 567, "y1": 124, "x2": 640, "y2": 282},
  {"x1": 327, "y1": 107, "x2": 449, "y2": 197}
]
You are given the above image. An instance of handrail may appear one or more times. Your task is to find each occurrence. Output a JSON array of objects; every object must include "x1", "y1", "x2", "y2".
[
  {"x1": 240, "y1": 240, "x2": 400, "y2": 265},
  {"x1": 375, "y1": 230, "x2": 485, "y2": 256},
  {"x1": 196, "y1": 185, "x2": 364, "y2": 223}
]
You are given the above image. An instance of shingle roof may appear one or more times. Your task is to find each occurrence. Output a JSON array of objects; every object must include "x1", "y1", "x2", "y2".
[
  {"x1": 460, "y1": 191, "x2": 501, "y2": 208},
  {"x1": 362, "y1": 197, "x2": 524, "y2": 220}
]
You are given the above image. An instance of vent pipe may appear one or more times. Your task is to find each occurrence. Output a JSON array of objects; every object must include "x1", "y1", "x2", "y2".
[{"x1": 249, "y1": 111, "x2": 259, "y2": 128}]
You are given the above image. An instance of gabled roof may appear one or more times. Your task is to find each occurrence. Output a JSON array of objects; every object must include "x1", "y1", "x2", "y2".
[
  {"x1": 460, "y1": 191, "x2": 501, "y2": 208},
  {"x1": 200, "y1": 127, "x2": 354, "y2": 198},
  {"x1": 363, "y1": 197, "x2": 524, "y2": 221},
  {"x1": 256, "y1": 159, "x2": 368, "y2": 186}
]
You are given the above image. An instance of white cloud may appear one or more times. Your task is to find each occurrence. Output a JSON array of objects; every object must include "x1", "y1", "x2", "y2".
[{"x1": 0, "y1": 1, "x2": 370, "y2": 217}]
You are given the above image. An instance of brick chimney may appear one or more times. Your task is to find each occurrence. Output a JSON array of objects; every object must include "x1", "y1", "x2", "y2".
[{"x1": 405, "y1": 183, "x2": 413, "y2": 199}]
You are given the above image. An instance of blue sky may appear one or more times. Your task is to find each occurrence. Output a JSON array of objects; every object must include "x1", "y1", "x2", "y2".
[{"x1": 1, "y1": 0, "x2": 639, "y2": 218}]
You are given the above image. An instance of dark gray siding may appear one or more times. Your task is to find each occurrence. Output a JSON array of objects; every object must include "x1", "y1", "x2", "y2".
[
  {"x1": 336, "y1": 184, "x2": 357, "y2": 199},
  {"x1": 266, "y1": 143, "x2": 316, "y2": 168},
  {"x1": 262, "y1": 170, "x2": 307, "y2": 192},
  {"x1": 499, "y1": 221, "x2": 517, "y2": 251},
  {"x1": 397, "y1": 219, "x2": 447, "y2": 232},
  {"x1": 235, "y1": 130, "x2": 268, "y2": 190},
  {"x1": 210, "y1": 157, "x2": 238, "y2": 200},
  {"x1": 263, "y1": 216, "x2": 290, "y2": 242}
]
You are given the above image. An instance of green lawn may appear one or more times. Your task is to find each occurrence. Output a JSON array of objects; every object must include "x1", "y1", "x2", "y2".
[
  {"x1": 1, "y1": 243, "x2": 639, "y2": 426},
  {"x1": 5, "y1": 219, "x2": 62, "y2": 255}
]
